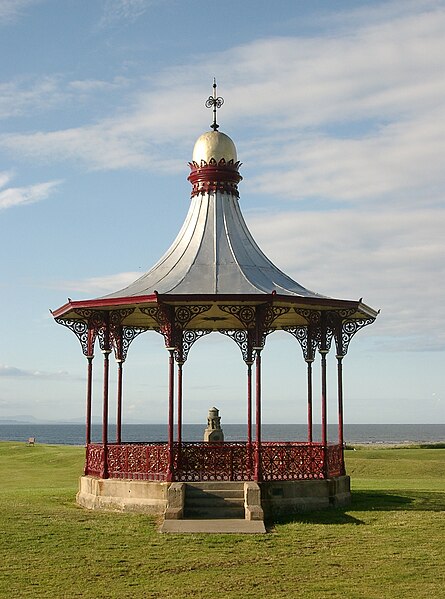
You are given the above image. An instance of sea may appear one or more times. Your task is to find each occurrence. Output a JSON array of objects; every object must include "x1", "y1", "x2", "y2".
[{"x1": 0, "y1": 423, "x2": 444, "y2": 446}]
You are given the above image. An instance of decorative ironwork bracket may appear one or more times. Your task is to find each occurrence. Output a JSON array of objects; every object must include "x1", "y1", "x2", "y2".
[
  {"x1": 219, "y1": 303, "x2": 288, "y2": 349},
  {"x1": 283, "y1": 324, "x2": 319, "y2": 362},
  {"x1": 220, "y1": 329, "x2": 256, "y2": 363},
  {"x1": 176, "y1": 329, "x2": 212, "y2": 363},
  {"x1": 55, "y1": 317, "x2": 95, "y2": 357},
  {"x1": 140, "y1": 302, "x2": 212, "y2": 360},
  {"x1": 336, "y1": 315, "x2": 376, "y2": 357}
]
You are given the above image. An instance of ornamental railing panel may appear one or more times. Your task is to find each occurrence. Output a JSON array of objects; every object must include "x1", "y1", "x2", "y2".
[
  {"x1": 260, "y1": 442, "x2": 325, "y2": 480},
  {"x1": 326, "y1": 443, "x2": 344, "y2": 478},
  {"x1": 174, "y1": 442, "x2": 251, "y2": 482},
  {"x1": 85, "y1": 442, "x2": 344, "y2": 481},
  {"x1": 85, "y1": 444, "x2": 104, "y2": 477},
  {"x1": 87, "y1": 443, "x2": 169, "y2": 481}
]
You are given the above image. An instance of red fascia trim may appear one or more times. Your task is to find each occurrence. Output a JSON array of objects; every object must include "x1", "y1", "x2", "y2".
[
  {"x1": 52, "y1": 292, "x2": 377, "y2": 319},
  {"x1": 52, "y1": 294, "x2": 158, "y2": 318},
  {"x1": 155, "y1": 293, "x2": 359, "y2": 307}
]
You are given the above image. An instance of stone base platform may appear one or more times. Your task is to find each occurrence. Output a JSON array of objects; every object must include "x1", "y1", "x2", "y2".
[
  {"x1": 76, "y1": 475, "x2": 350, "y2": 520},
  {"x1": 77, "y1": 476, "x2": 170, "y2": 514},
  {"x1": 261, "y1": 476, "x2": 351, "y2": 517},
  {"x1": 160, "y1": 518, "x2": 266, "y2": 534}
]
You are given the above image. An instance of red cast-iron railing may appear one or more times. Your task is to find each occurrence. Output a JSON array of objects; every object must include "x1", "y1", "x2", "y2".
[
  {"x1": 85, "y1": 442, "x2": 344, "y2": 481},
  {"x1": 174, "y1": 442, "x2": 251, "y2": 482},
  {"x1": 326, "y1": 443, "x2": 345, "y2": 477}
]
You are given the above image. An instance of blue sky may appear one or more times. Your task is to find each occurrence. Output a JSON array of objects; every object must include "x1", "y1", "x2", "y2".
[{"x1": 0, "y1": 0, "x2": 444, "y2": 426}]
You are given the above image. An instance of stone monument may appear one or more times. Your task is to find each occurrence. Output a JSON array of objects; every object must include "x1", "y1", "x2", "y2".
[{"x1": 204, "y1": 407, "x2": 224, "y2": 443}]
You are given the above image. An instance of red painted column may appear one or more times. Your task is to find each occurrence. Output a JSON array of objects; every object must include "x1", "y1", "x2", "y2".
[
  {"x1": 85, "y1": 355, "x2": 93, "y2": 446},
  {"x1": 177, "y1": 362, "x2": 183, "y2": 445},
  {"x1": 306, "y1": 358, "x2": 314, "y2": 443},
  {"x1": 116, "y1": 360, "x2": 123, "y2": 444},
  {"x1": 320, "y1": 350, "x2": 328, "y2": 447},
  {"x1": 337, "y1": 355, "x2": 346, "y2": 475},
  {"x1": 254, "y1": 348, "x2": 262, "y2": 482},
  {"x1": 84, "y1": 355, "x2": 94, "y2": 476},
  {"x1": 337, "y1": 356, "x2": 344, "y2": 447},
  {"x1": 167, "y1": 349, "x2": 175, "y2": 482},
  {"x1": 320, "y1": 348, "x2": 328, "y2": 478},
  {"x1": 101, "y1": 349, "x2": 111, "y2": 479},
  {"x1": 247, "y1": 361, "x2": 253, "y2": 476}
]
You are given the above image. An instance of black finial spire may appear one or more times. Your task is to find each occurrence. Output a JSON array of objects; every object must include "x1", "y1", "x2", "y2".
[{"x1": 205, "y1": 78, "x2": 224, "y2": 131}]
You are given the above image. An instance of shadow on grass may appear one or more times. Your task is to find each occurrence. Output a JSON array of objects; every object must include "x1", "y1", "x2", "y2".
[
  {"x1": 269, "y1": 490, "x2": 445, "y2": 527},
  {"x1": 352, "y1": 489, "x2": 445, "y2": 512}
]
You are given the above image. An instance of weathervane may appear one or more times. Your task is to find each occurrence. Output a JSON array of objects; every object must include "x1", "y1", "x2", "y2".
[{"x1": 205, "y1": 78, "x2": 224, "y2": 131}]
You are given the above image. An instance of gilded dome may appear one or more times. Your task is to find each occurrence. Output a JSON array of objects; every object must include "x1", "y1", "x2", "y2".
[{"x1": 192, "y1": 130, "x2": 237, "y2": 164}]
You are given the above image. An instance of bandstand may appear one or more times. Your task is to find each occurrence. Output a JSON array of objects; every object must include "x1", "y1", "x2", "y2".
[{"x1": 52, "y1": 84, "x2": 377, "y2": 521}]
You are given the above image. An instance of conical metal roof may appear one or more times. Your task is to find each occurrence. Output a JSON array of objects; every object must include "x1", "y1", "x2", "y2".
[
  {"x1": 52, "y1": 125, "x2": 377, "y2": 332},
  {"x1": 103, "y1": 130, "x2": 324, "y2": 300}
]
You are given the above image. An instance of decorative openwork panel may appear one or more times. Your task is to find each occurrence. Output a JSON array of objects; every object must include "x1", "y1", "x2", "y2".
[
  {"x1": 55, "y1": 318, "x2": 91, "y2": 356},
  {"x1": 112, "y1": 326, "x2": 147, "y2": 362},
  {"x1": 283, "y1": 325, "x2": 318, "y2": 361},
  {"x1": 326, "y1": 444, "x2": 344, "y2": 477},
  {"x1": 86, "y1": 442, "x2": 342, "y2": 482},
  {"x1": 261, "y1": 304, "x2": 289, "y2": 330},
  {"x1": 219, "y1": 305, "x2": 256, "y2": 329},
  {"x1": 337, "y1": 316, "x2": 376, "y2": 357},
  {"x1": 174, "y1": 442, "x2": 251, "y2": 482},
  {"x1": 140, "y1": 303, "x2": 212, "y2": 349},
  {"x1": 85, "y1": 444, "x2": 104, "y2": 477},
  {"x1": 174, "y1": 305, "x2": 212, "y2": 327},
  {"x1": 108, "y1": 309, "x2": 135, "y2": 357},
  {"x1": 294, "y1": 308, "x2": 322, "y2": 327},
  {"x1": 140, "y1": 304, "x2": 175, "y2": 346},
  {"x1": 293, "y1": 309, "x2": 336, "y2": 353},
  {"x1": 176, "y1": 329, "x2": 212, "y2": 363},
  {"x1": 106, "y1": 443, "x2": 169, "y2": 481},
  {"x1": 218, "y1": 303, "x2": 287, "y2": 348},
  {"x1": 74, "y1": 309, "x2": 107, "y2": 350},
  {"x1": 260, "y1": 443, "x2": 326, "y2": 480},
  {"x1": 219, "y1": 329, "x2": 255, "y2": 363}
]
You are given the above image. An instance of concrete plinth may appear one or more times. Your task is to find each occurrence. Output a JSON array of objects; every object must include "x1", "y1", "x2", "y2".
[
  {"x1": 261, "y1": 476, "x2": 351, "y2": 518},
  {"x1": 76, "y1": 475, "x2": 350, "y2": 520},
  {"x1": 77, "y1": 476, "x2": 169, "y2": 514}
]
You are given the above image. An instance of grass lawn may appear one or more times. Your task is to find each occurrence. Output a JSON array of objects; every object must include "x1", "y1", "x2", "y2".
[{"x1": 1, "y1": 442, "x2": 444, "y2": 598}]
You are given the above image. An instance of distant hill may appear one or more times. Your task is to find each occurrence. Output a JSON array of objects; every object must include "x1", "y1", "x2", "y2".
[{"x1": 0, "y1": 416, "x2": 84, "y2": 425}]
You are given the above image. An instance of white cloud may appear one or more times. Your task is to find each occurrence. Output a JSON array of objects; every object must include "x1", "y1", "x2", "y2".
[
  {"x1": 0, "y1": 0, "x2": 443, "y2": 356},
  {"x1": 0, "y1": 364, "x2": 69, "y2": 379},
  {"x1": 100, "y1": 0, "x2": 161, "y2": 25},
  {"x1": 1, "y1": 2, "x2": 444, "y2": 198},
  {"x1": 0, "y1": 0, "x2": 39, "y2": 24},
  {"x1": 67, "y1": 77, "x2": 129, "y2": 93},
  {"x1": 57, "y1": 272, "x2": 140, "y2": 295},
  {"x1": 248, "y1": 207, "x2": 445, "y2": 351},
  {"x1": 0, "y1": 76, "x2": 65, "y2": 119},
  {"x1": 0, "y1": 170, "x2": 12, "y2": 188},
  {"x1": 0, "y1": 173, "x2": 61, "y2": 210},
  {"x1": 0, "y1": 75, "x2": 131, "y2": 120},
  {"x1": 244, "y1": 107, "x2": 445, "y2": 204}
]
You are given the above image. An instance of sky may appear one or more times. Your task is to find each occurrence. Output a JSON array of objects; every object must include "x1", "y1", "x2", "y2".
[{"x1": 0, "y1": 0, "x2": 444, "y2": 427}]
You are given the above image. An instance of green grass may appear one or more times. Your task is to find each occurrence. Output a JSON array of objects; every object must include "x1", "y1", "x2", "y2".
[{"x1": 1, "y1": 442, "x2": 444, "y2": 598}]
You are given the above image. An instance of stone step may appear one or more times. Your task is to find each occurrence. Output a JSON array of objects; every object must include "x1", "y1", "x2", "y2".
[
  {"x1": 184, "y1": 505, "x2": 245, "y2": 519},
  {"x1": 185, "y1": 482, "x2": 245, "y2": 491},
  {"x1": 186, "y1": 487, "x2": 244, "y2": 500},
  {"x1": 160, "y1": 519, "x2": 266, "y2": 534},
  {"x1": 186, "y1": 496, "x2": 244, "y2": 508},
  {"x1": 184, "y1": 482, "x2": 246, "y2": 519}
]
